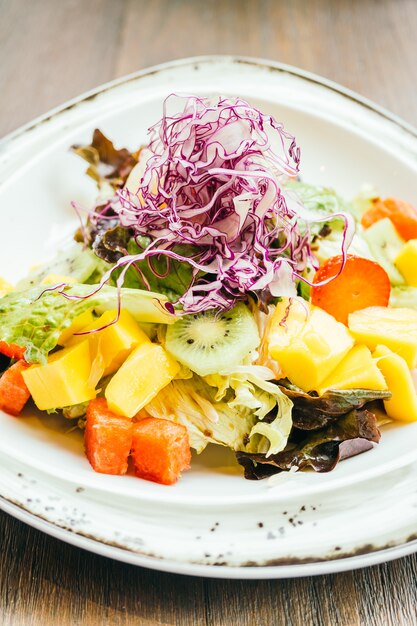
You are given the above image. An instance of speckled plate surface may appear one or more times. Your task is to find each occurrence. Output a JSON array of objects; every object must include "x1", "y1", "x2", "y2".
[{"x1": 1, "y1": 57, "x2": 417, "y2": 579}]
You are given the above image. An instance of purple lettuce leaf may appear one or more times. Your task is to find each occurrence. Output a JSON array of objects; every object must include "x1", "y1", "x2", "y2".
[
  {"x1": 236, "y1": 408, "x2": 381, "y2": 479},
  {"x1": 278, "y1": 381, "x2": 391, "y2": 430},
  {"x1": 72, "y1": 129, "x2": 138, "y2": 189}
]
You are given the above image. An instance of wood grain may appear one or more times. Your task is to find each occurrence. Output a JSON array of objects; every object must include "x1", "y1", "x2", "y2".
[
  {"x1": 1, "y1": 0, "x2": 417, "y2": 137},
  {"x1": 1, "y1": 0, "x2": 417, "y2": 624}
]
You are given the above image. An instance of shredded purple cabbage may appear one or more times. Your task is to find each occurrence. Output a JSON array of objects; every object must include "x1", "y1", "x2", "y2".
[{"x1": 87, "y1": 95, "x2": 346, "y2": 312}]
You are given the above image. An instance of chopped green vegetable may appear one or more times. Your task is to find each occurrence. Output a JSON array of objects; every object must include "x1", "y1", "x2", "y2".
[
  {"x1": 0, "y1": 284, "x2": 176, "y2": 363},
  {"x1": 285, "y1": 179, "x2": 348, "y2": 231},
  {"x1": 0, "y1": 287, "x2": 99, "y2": 363},
  {"x1": 144, "y1": 373, "x2": 293, "y2": 457}
]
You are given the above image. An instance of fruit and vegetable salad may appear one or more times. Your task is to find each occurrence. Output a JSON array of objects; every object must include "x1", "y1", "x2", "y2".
[{"x1": 1, "y1": 94, "x2": 417, "y2": 485}]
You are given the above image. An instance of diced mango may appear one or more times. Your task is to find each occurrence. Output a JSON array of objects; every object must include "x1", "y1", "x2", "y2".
[
  {"x1": 395, "y1": 240, "x2": 417, "y2": 286},
  {"x1": 105, "y1": 343, "x2": 180, "y2": 418},
  {"x1": 91, "y1": 311, "x2": 150, "y2": 379},
  {"x1": 268, "y1": 298, "x2": 354, "y2": 392},
  {"x1": 58, "y1": 309, "x2": 96, "y2": 345},
  {"x1": 0, "y1": 277, "x2": 13, "y2": 298},
  {"x1": 317, "y1": 344, "x2": 388, "y2": 395},
  {"x1": 348, "y1": 306, "x2": 417, "y2": 368},
  {"x1": 373, "y1": 345, "x2": 417, "y2": 422},
  {"x1": 22, "y1": 341, "x2": 96, "y2": 411},
  {"x1": 40, "y1": 273, "x2": 77, "y2": 286},
  {"x1": 63, "y1": 310, "x2": 150, "y2": 382}
]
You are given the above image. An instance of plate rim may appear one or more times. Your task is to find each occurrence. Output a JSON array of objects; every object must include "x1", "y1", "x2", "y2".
[
  {"x1": 1, "y1": 55, "x2": 416, "y2": 147},
  {"x1": 2, "y1": 493, "x2": 417, "y2": 579}
]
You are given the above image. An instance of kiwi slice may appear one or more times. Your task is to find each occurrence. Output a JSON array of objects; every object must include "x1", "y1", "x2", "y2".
[
  {"x1": 165, "y1": 303, "x2": 260, "y2": 376},
  {"x1": 17, "y1": 243, "x2": 101, "y2": 290},
  {"x1": 362, "y1": 218, "x2": 405, "y2": 286}
]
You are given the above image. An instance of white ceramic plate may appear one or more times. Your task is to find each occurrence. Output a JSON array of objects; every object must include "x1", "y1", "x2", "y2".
[{"x1": 1, "y1": 57, "x2": 417, "y2": 579}]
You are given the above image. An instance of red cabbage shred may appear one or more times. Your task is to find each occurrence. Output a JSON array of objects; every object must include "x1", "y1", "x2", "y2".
[{"x1": 89, "y1": 95, "x2": 326, "y2": 312}]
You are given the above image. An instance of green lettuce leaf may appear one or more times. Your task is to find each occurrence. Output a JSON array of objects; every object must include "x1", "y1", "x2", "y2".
[
  {"x1": 144, "y1": 371, "x2": 293, "y2": 456},
  {"x1": 0, "y1": 284, "x2": 176, "y2": 363},
  {"x1": 285, "y1": 180, "x2": 348, "y2": 229},
  {"x1": 123, "y1": 240, "x2": 197, "y2": 301},
  {"x1": 0, "y1": 286, "x2": 100, "y2": 363},
  {"x1": 89, "y1": 226, "x2": 196, "y2": 302},
  {"x1": 204, "y1": 365, "x2": 293, "y2": 456},
  {"x1": 285, "y1": 180, "x2": 373, "y2": 263}
]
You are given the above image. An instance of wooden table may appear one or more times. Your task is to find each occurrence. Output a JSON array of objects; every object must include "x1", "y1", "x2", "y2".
[{"x1": 1, "y1": 1, "x2": 417, "y2": 624}]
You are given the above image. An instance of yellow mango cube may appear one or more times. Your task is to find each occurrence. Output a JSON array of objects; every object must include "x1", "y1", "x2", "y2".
[
  {"x1": 22, "y1": 341, "x2": 96, "y2": 411},
  {"x1": 317, "y1": 344, "x2": 388, "y2": 395},
  {"x1": 395, "y1": 240, "x2": 417, "y2": 286},
  {"x1": 268, "y1": 298, "x2": 354, "y2": 392},
  {"x1": 105, "y1": 343, "x2": 180, "y2": 418},
  {"x1": 373, "y1": 345, "x2": 417, "y2": 422},
  {"x1": 63, "y1": 310, "x2": 150, "y2": 381},
  {"x1": 58, "y1": 309, "x2": 96, "y2": 345},
  {"x1": 86, "y1": 310, "x2": 150, "y2": 378},
  {"x1": 348, "y1": 306, "x2": 417, "y2": 368}
]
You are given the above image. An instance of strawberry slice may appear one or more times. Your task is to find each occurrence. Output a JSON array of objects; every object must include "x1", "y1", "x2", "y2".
[{"x1": 311, "y1": 255, "x2": 391, "y2": 325}]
